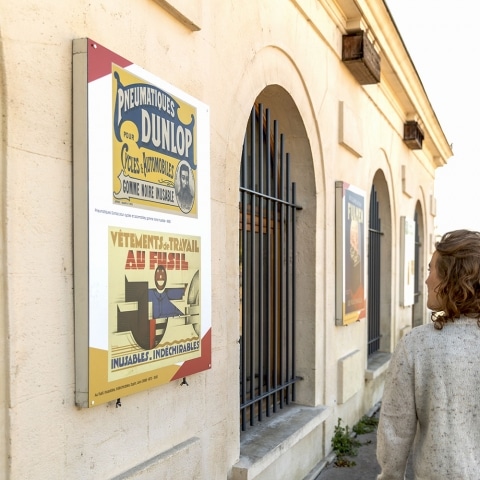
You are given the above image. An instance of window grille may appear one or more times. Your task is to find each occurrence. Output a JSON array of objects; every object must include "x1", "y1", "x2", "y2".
[
  {"x1": 239, "y1": 103, "x2": 302, "y2": 430},
  {"x1": 368, "y1": 185, "x2": 382, "y2": 355}
]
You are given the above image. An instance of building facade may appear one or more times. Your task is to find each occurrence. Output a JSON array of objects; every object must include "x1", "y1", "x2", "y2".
[{"x1": 0, "y1": 0, "x2": 452, "y2": 479}]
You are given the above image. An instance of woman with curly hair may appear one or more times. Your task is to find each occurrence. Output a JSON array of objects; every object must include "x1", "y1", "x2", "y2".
[{"x1": 377, "y1": 229, "x2": 480, "y2": 479}]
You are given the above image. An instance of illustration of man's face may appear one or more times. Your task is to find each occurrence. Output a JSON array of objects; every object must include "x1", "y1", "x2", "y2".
[
  {"x1": 154, "y1": 265, "x2": 167, "y2": 291},
  {"x1": 349, "y1": 220, "x2": 361, "y2": 266},
  {"x1": 180, "y1": 166, "x2": 189, "y2": 191},
  {"x1": 350, "y1": 220, "x2": 359, "y2": 253}
]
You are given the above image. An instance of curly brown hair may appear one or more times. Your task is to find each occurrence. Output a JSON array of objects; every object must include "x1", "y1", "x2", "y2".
[{"x1": 431, "y1": 229, "x2": 480, "y2": 329}]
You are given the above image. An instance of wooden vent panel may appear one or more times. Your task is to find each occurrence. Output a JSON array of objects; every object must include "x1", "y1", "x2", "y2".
[
  {"x1": 403, "y1": 121, "x2": 424, "y2": 150},
  {"x1": 342, "y1": 31, "x2": 380, "y2": 85}
]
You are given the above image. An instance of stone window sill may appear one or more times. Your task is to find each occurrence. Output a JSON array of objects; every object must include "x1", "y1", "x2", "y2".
[{"x1": 365, "y1": 351, "x2": 391, "y2": 381}]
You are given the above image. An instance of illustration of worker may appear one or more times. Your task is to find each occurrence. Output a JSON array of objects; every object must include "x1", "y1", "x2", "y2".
[
  {"x1": 116, "y1": 264, "x2": 195, "y2": 350},
  {"x1": 148, "y1": 265, "x2": 186, "y2": 319}
]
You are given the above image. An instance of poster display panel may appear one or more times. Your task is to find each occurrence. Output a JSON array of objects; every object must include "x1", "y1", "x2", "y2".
[
  {"x1": 400, "y1": 216, "x2": 416, "y2": 306},
  {"x1": 73, "y1": 38, "x2": 211, "y2": 407},
  {"x1": 335, "y1": 181, "x2": 366, "y2": 325}
]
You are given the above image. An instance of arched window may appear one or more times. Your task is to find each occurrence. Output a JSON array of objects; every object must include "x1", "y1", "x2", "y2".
[
  {"x1": 367, "y1": 170, "x2": 392, "y2": 357},
  {"x1": 412, "y1": 203, "x2": 425, "y2": 327},
  {"x1": 368, "y1": 184, "x2": 382, "y2": 355}
]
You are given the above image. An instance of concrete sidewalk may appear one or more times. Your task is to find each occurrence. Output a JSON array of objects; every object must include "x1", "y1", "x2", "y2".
[{"x1": 313, "y1": 405, "x2": 413, "y2": 480}]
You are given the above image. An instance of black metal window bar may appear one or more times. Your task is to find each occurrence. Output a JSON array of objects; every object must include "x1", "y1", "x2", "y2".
[
  {"x1": 239, "y1": 103, "x2": 302, "y2": 431},
  {"x1": 368, "y1": 185, "x2": 382, "y2": 355}
]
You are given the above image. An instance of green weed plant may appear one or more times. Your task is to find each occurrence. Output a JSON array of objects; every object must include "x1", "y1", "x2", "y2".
[
  {"x1": 331, "y1": 414, "x2": 379, "y2": 467},
  {"x1": 331, "y1": 418, "x2": 361, "y2": 466},
  {"x1": 353, "y1": 414, "x2": 379, "y2": 434}
]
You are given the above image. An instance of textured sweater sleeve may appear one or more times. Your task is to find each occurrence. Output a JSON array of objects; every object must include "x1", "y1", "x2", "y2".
[{"x1": 376, "y1": 338, "x2": 416, "y2": 480}]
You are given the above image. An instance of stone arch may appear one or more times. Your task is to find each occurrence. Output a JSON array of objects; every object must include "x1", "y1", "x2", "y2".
[
  {"x1": 227, "y1": 45, "x2": 325, "y2": 207},
  {"x1": 229, "y1": 46, "x2": 323, "y2": 406}
]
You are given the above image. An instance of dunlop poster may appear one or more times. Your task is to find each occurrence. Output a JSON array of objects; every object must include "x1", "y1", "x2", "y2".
[
  {"x1": 73, "y1": 39, "x2": 211, "y2": 407},
  {"x1": 112, "y1": 65, "x2": 198, "y2": 216}
]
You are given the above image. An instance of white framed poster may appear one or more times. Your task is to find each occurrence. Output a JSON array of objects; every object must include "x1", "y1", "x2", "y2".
[
  {"x1": 73, "y1": 38, "x2": 211, "y2": 407},
  {"x1": 400, "y1": 216, "x2": 416, "y2": 307}
]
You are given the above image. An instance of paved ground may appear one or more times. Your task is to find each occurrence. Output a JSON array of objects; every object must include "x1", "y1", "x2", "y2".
[{"x1": 315, "y1": 406, "x2": 413, "y2": 480}]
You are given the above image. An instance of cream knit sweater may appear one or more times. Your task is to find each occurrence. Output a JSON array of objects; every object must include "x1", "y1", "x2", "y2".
[{"x1": 377, "y1": 317, "x2": 480, "y2": 479}]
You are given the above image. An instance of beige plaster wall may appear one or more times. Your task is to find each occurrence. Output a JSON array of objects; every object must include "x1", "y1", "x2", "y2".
[
  {"x1": 0, "y1": 0, "x2": 445, "y2": 478},
  {"x1": 0, "y1": 1, "x2": 241, "y2": 478},
  {"x1": 0, "y1": 26, "x2": 8, "y2": 478}
]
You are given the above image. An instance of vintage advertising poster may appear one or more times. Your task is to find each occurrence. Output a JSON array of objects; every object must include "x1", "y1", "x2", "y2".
[
  {"x1": 335, "y1": 181, "x2": 366, "y2": 325},
  {"x1": 88, "y1": 228, "x2": 204, "y2": 403},
  {"x1": 112, "y1": 65, "x2": 198, "y2": 217},
  {"x1": 73, "y1": 39, "x2": 211, "y2": 407},
  {"x1": 400, "y1": 216, "x2": 416, "y2": 306}
]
